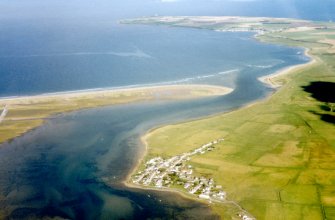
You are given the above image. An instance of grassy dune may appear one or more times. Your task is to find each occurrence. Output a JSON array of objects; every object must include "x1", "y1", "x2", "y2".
[
  {"x1": 0, "y1": 85, "x2": 232, "y2": 144},
  {"x1": 138, "y1": 17, "x2": 335, "y2": 219}
]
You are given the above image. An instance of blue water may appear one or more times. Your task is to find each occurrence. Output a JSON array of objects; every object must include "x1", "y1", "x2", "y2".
[
  {"x1": 0, "y1": 43, "x2": 307, "y2": 219},
  {"x1": 0, "y1": 102, "x2": 224, "y2": 219},
  {"x1": 0, "y1": 0, "x2": 320, "y2": 219},
  {"x1": 0, "y1": 24, "x2": 306, "y2": 97},
  {"x1": 0, "y1": 0, "x2": 328, "y2": 96}
]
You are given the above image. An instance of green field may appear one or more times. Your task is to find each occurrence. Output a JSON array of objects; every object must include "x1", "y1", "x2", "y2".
[{"x1": 137, "y1": 17, "x2": 335, "y2": 219}]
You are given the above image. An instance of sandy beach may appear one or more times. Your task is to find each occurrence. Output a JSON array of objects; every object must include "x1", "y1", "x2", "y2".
[
  {"x1": 258, "y1": 48, "x2": 317, "y2": 88},
  {"x1": 0, "y1": 84, "x2": 233, "y2": 144},
  {"x1": 0, "y1": 84, "x2": 233, "y2": 104}
]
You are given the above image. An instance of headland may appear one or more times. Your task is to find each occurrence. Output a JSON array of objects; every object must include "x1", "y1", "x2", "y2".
[
  {"x1": 123, "y1": 16, "x2": 335, "y2": 220},
  {"x1": 0, "y1": 84, "x2": 232, "y2": 144}
]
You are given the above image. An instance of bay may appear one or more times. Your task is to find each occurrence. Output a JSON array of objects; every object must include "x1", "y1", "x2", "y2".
[{"x1": 0, "y1": 0, "x2": 316, "y2": 219}]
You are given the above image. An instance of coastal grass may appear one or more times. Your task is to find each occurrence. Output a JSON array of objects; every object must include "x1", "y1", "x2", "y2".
[
  {"x1": 0, "y1": 85, "x2": 231, "y2": 144},
  {"x1": 142, "y1": 19, "x2": 335, "y2": 219}
]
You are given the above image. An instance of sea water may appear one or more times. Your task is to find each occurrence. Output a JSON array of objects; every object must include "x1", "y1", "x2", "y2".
[
  {"x1": 0, "y1": 23, "x2": 306, "y2": 97},
  {"x1": 0, "y1": 44, "x2": 307, "y2": 218},
  {"x1": 0, "y1": 0, "x2": 316, "y2": 219}
]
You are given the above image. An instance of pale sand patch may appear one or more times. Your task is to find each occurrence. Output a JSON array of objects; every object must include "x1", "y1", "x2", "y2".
[
  {"x1": 313, "y1": 32, "x2": 335, "y2": 35},
  {"x1": 0, "y1": 84, "x2": 233, "y2": 105},
  {"x1": 319, "y1": 39, "x2": 335, "y2": 46},
  {"x1": 319, "y1": 39, "x2": 335, "y2": 53}
]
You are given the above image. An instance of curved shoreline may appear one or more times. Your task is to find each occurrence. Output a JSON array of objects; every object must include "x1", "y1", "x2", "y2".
[
  {"x1": 123, "y1": 18, "x2": 323, "y2": 219},
  {"x1": 123, "y1": 53, "x2": 318, "y2": 220},
  {"x1": 123, "y1": 131, "x2": 256, "y2": 219},
  {"x1": 123, "y1": 52, "x2": 314, "y2": 213},
  {"x1": 258, "y1": 48, "x2": 316, "y2": 88},
  {"x1": 0, "y1": 84, "x2": 232, "y2": 102},
  {"x1": 2, "y1": 15, "x2": 331, "y2": 219},
  {"x1": 126, "y1": 46, "x2": 317, "y2": 188}
]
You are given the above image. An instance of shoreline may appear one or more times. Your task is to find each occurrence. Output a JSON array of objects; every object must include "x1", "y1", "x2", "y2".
[
  {"x1": 3, "y1": 15, "x2": 332, "y2": 219},
  {"x1": 110, "y1": 17, "x2": 335, "y2": 219},
  {"x1": 122, "y1": 132, "x2": 224, "y2": 209},
  {"x1": 122, "y1": 126, "x2": 211, "y2": 201},
  {"x1": 258, "y1": 49, "x2": 317, "y2": 88},
  {"x1": 0, "y1": 84, "x2": 233, "y2": 145},
  {"x1": 0, "y1": 68, "x2": 240, "y2": 100},
  {"x1": 122, "y1": 22, "x2": 323, "y2": 219},
  {"x1": 125, "y1": 49, "x2": 315, "y2": 185},
  {"x1": 123, "y1": 118, "x2": 255, "y2": 218},
  {"x1": 0, "y1": 84, "x2": 233, "y2": 102},
  {"x1": 123, "y1": 53, "x2": 317, "y2": 219}
]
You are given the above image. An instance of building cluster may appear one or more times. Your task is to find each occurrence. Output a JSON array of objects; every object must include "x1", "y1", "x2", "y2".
[
  {"x1": 216, "y1": 26, "x2": 267, "y2": 35},
  {"x1": 132, "y1": 137, "x2": 255, "y2": 220},
  {"x1": 238, "y1": 213, "x2": 255, "y2": 220},
  {"x1": 132, "y1": 138, "x2": 228, "y2": 201}
]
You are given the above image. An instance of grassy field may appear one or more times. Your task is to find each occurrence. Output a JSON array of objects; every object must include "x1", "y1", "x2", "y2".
[
  {"x1": 0, "y1": 85, "x2": 231, "y2": 144},
  {"x1": 139, "y1": 17, "x2": 335, "y2": 219}
]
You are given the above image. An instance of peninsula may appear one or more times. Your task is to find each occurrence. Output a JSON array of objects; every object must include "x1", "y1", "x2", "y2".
[
  {"x1": 123, "y1": 16, "x2": 335, "y2": 219},
  {"x1": 0, "y1": 84, "x2": 232, "y2": 144}
]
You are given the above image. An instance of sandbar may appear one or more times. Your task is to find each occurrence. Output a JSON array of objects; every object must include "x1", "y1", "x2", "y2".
[{"x1": 0, "y1": 84, "x2": 233, "y2": 144}]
